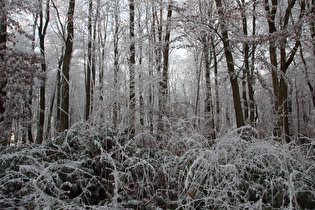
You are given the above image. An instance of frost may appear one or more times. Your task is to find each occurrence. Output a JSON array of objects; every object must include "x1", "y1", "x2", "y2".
[{"x1": 0, "y1": 124, "x2": 314, "y2": 209}]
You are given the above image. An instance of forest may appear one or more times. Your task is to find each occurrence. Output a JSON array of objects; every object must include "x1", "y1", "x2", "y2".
[{"x1": 0, "y1": 0, "x2": 314, "y2": 209}]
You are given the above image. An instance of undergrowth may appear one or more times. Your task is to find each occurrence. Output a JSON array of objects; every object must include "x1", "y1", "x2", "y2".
[{"x1": 0, "y1": 122, "x2": 314, "y2": 209}]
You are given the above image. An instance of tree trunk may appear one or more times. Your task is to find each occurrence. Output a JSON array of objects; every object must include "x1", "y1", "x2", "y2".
[
  {"x1": 0, "y1": 0, "x2": 8, "y2": 145},
  {"x1": 202, "y1": 34, "x2": 215, "y2": 139},
  {"x1": 155, "y1": 6, "x2": 163, "y2": 137},
  {"x1": 249, "y1": 0, "x2": 256, "y2": 125},
  {"x1": 129, "y1": 0, "x2": 136, "y2": 138},
  {"x1": 55, "y1": 48, "x2": 63, "y2": 133},
  {"x1": 211, "y1": 36, "x2": 220, "y2": 132},
  {"x1": 85, "y1": 0, "x2": 92, "y2": 121},
  {"x1": 113, "y1": 1, "x2": 119, "y2": 127},
  {"x1": 161, "y1": 2, "x2": 172, "y2": 113},
  {"x1": 36, "y1": 0, "x2": 50, "y2": 144},
  {"x1": 265, "y1": 0, "x2": 304, "y2": 141},
  {"x1": 60, "y1": 0, "x2": 75, "y2": 132},
  {"x1": 47, "y1": 51, "x2": 63, "y2": 139},
  {"x1": 300, "y1": 47, "x2": 315, "y2": 108},
  {"x1": 215, "y1": 0, "x2": 245, "y2": 128}
]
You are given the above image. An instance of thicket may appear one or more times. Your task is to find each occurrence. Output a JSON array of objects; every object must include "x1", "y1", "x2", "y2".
[{"x1": 0, "y1": 122, "x2": 314, "y2": 209}]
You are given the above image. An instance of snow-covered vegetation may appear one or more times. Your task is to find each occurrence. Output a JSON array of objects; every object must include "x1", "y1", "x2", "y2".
[
  {"x1": 1, "y1": 0, "x2": 315, "y2": 208},
  {"x1": 1, "y1": 123, "x2": 314, "y2": 209}
]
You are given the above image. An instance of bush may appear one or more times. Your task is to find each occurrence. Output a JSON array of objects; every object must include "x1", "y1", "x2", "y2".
[{"x1": 0, "y1": 123, "x2": 314, "y2": 209}]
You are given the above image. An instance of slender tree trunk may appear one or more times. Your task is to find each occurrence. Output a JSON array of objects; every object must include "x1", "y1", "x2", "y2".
[
  {"x1": 215, "y1": 0, "x2": 245, "y2": 128},
  {"x1": 202, "y1": 34, "x2": 215, "y2": 139},
  {"x1": 155, "y1": 6, "x2": 163, "y2": 136},
  {"x1": 265, "y1": 0, "x2": 281, "y2": 139},
  {"x1": 194, "y1": 51, "x2": 201, "y2": 126},
  {"x1": 47, "y1": 52, "x2": 63, "y2": 139},
  {"x1": 249, "y1": 0, "x2": 256, "y2": 125},
  {"x1": 55, "y1": 48, "x2": 63, "y2": 133},
  {"x1": 0, "y1": 0, "x2": 8, "y2": 145},
  {"x1": 113, "y1": 1, "x2": 119, "y2": 127},
  {"x1": 211, "y1": 36, "x2": 220, "y2": 132},
  {"x1": 265, "y1": 0, "x2": 304, "y2": 141},
  {"x1": 238, "y1": 0, "x2": 253, "y2": 125},
  {"x1": 138, "y1": 10, "x2": 144, "y2": 126},
  {"x1": 129, "y1": 0, "x2": 136, "y2": 138},
  {"x1": 45, "y1": 82, "x2": 55, "y2": 139},
  {"x1": 161, "y1": 2, "x2": 172, "y2": 113},
  {"x1": 0, "y1": 0, "x2": 7, "y2": 118},
  {"x1": 91, "y1": 0, "x2": 98, "y2": 116},
  {"x1": 300, "y1": 47, "x2": 315, "y2": 108},
  {"x1": 36, "y1": 0, "x2": 50, "y2": 144},
  {"x1": 148, "y1": 4, "x2": 156, "y2": 133},
  {"x1": 60, "y1": 0, "x2": 75, "y2": 132},
  {"x1": 242, "y1": 71, "x2": 249, "y2": 121},
  {"x1": 85, "y1": 0, "x2": 92, "y2": 121}
]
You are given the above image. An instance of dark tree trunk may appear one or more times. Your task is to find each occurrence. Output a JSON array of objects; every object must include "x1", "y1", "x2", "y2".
[
  {"x1": 60, "y1": 0, "x2": 75, "y2": 132},
  {"x1": 202, "y1": 34, "x2": 215, "y2": 139},
  {"x1": 238, "y1": 0, "x2": 255, "y2": 125},
  {"x1": 129, "y1": 0, "x2": 136, "y2": 138},
  {"x1": 161, "y1": 3, "x2": 172, "y2": 112},
  {"x1": 249, "y1": 0, "x2": 256, "y2": 125},
  {"x1": 265, "y1": 0, "x2": 304, "y2": 142},
  {"x1": 113, "y1": 1, "x2": 119, "y2": 127},
  {"x1": 0, "y1": 0, "x2": 7, "y2": 122},
  {"x1": 0, "y1": 0, "x2": 8, "y2": 145},
  {"x1": 211, "y1": 36, "x2": 220, "y2": 132},
  {"x1": 215, "y1": 0, "x2": 245, "y2": 128},
  {"x1": 55, "y1": 48, "x2": 63, "y2": 133},
  {"x1": 47, "y1": 52, "x2": 63, "y2": 139},
  {"x1": 36, "y1": 0, "x2": 50, "y2": 144},
  {"x1": 85, "y1": 0, "x2": 92, "y2": 121}
]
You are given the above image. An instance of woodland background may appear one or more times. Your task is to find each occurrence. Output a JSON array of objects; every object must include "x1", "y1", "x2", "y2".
[{"x1": 0, "y1": 0, "x2": 314, "y2": 209}]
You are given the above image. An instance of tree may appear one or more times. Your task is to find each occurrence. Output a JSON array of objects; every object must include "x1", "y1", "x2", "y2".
[
  {"x1": 0, "y1": 0, "x2": 8, "y2": 145},
  {"x1": 36, "y1": 0, "x2": 50, "y2": 144},
  {"x1": 159, "y1": 0, "x2": 173, "y2": 133},
  {"x1": 264, "y1": 0, "x2": 305, "y2": 141},
  {"x1": 129, "y1": 0, "x2": 136, "y2": 138},
  {"x1": 85, "y1": 0, "x2": 93, "y2": 121},
  {"x1": 60, "y1": 0, "x2": 75, "y2": 132},
  {"x1": 113, "y1": 0, "x2": 120, "y2": 127},
  {"x1": 0, "y1": 0, "x2": 41, "y2": 145},
  {"x1": 215, "y1": 0, "x2": 245, "y2": 128}
]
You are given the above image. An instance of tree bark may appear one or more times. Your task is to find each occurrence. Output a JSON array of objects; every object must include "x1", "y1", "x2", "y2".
[
  {"x1": 215, "y1": 0, "x2": 245, "y2": 128},
  {"x1": 60, "y1": 0, "x2": 75, "y2": 132},
  {"x1": 202, "y1": 34, "x2": 215, "y2": 139},
  {"x1": 113, "y1": 0, "x2": 119, "y2": 127},
  {"x1": 85, "y1": 0, "x2": 92, "y2": 121},
  {"x1": 237, "y1": 0, "x2": 256, "y2": 125},
  {"x1": 161, "y1": 2, "x2": 172, "y2": 112},
  {"x1": 0, "y1": 0, "x2": 7, "y2": 122},
  {"x1": 211, "y1": 36, "x2": 220, "y2": 132},
  {"x1": 265, "y1": 0, "x2": 305, "y2": 141},
  {"x1": 249, "y1": 0, "x2": 256, "y2": 125},
  {"x1": 129, "y1": 0, "x2": 136, "y2": 138},
  {"x1": 0, "y1": 0, "x2": 8, "y2": 145},
  {"x1": 36, "y1": 0, "x2": 50, "y2": 144}
]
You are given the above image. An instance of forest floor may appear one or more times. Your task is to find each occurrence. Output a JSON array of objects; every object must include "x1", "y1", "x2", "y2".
[{"x1": 0, "y1": 123, "x2": 314, "y2": 209}]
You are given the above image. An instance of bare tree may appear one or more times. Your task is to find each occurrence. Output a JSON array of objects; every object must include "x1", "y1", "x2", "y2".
[
  {"x1": 0, "y1": 0, "x2": 7, "y2": 145},
  {"x1": 129, "y1": 0, "x2": 136, "y2": 138},
  {"x1": 85, "y1": 0, "x2": 93, "y2": 121},
  {"x1": 36, "y1": 0, "x2": 50, "y2": 144},
  {"x1": 60, "y1": 0, "x2": 75, "y2": 131},
  {"x1": 264, "y1": 0, "x2": 305, "y2": 141},
  {"x1": 215, "y1": 0, "x2": 245, "y2": 128}
]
